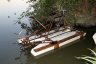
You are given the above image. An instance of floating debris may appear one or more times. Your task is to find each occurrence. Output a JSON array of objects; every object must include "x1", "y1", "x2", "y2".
[
  {"x1": 18, "y1": 21, "x2": 21, "y2": 24},
  {"x1": 21, "y1": 23, "x2": 27, "y2": 29},
  {"x1": 7, "y1": 0, "x2": 10, "y2": 2},
  {"x1": 14, "y1": 13, "x2": 16, "y2": 15},
  {"x1": 8, "y1": 16, "x2": 10, "y2": 18}
]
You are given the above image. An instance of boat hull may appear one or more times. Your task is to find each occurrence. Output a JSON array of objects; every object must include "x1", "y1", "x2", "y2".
[{"x1": 31, "y1": 31, "x2": 86, "y2": 57}]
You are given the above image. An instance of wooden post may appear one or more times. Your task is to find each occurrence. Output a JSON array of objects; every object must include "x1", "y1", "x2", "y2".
[{"x1": 30, "y1": 16, "x2": 46, "y2": 29}]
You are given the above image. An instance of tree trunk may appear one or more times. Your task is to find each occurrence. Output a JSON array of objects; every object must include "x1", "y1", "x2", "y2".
[
  {"x1": 91, "y1": 5, "x2": 96, "y2": 17},
  {"x1": 81, "y1": 0, "x2": 89, "y2": 14}
]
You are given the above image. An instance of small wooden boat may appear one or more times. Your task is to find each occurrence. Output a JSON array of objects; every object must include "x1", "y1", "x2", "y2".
[
  {"x1": 93, "y1": 33, "x2": 96, "y2": 44},
  {"x1": 17, "y1": 27, "x2": 71, "y2": 45},
  {"x1": 31, "y1": 31, "x2": 86, "y2": 57},
  {"x1": 17, "y1": 16, "x2": 72, "y2": 46}
]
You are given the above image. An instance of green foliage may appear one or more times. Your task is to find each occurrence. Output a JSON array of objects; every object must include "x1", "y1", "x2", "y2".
[
  {"x1": 76, "y1": 49, "x2": 96, "y2": 64},
  {"x1": 19, "y1": 0, "x2": 96, "y2": 24},
  {"x1": 25, "y1": 0, "x2": 82, "y2": 22},
  {"x1": 89, "y1": 0, "x2": 96, "y2": 6}
]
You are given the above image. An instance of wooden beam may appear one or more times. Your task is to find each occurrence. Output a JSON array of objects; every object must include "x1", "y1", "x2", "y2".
[{"x1": 30, "y1": 16, "x2": 46, "y2": 29}]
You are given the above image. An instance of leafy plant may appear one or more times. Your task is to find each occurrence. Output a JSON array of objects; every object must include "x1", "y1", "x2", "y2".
[
  {"x1": 22, "y1": 0, "x2": 96, "y2": 22},
  {"x1": 76, "y1": 49, "x2": 96, "y2": 64},
  {"x1": 17, "y1": 0, "x2": 96, "y2": 29}
]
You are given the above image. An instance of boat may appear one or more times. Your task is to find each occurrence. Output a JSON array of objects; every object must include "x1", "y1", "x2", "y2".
[
  {"x1": 17, "y1": 16, "x2": 86, "y2": 57},
  {"x1": 93, "y1": 33, "x2": 96, "y2": 44},
  {"x1": 17, "y1": 26, "x2": 71, "y2": 45},
  {"x1": 31, "y1": 30, "x2": 86, "y2": 57}
]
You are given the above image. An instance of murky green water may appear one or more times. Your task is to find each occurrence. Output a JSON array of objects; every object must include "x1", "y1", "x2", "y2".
[{"x1": 0, "y1": 0, "x2": 96, "y2": 64}]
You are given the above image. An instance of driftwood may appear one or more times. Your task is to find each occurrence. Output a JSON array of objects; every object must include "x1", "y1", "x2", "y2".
[{"x1": 30, "y1": 16, "x2": 46, "y2": 29}]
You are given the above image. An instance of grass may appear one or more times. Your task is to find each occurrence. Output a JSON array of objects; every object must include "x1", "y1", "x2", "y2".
[{"x1": 76, "y1": 49, "x2": 96, "y2": 64}]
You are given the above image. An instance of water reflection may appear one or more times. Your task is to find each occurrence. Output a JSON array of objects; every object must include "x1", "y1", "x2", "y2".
[
  {"x1": 13, "y1": 13, "x2": 16, "y2": 15},
  {"x1": 0, "y1": 0, "x2": 30, "y2": 64},
  {"x1": 14, "y1": 45, "x2": 36, "y2": 64},
  {"x1": 17, "y1": 22, "x2": 32, "y2": 35},
  {"x1": 7, "y1": 0, "x2": 11, "y2": 2},
  {"x1": 8, "y1": 16, "x2": 10, "y2": 18}
]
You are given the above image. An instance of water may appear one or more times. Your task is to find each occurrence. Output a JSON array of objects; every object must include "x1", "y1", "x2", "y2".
[{"x1": 0, "y1": 0, "x2": 96, "y2": 64}]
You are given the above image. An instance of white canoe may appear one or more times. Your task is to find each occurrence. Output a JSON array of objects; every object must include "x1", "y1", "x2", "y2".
[
  {"x1": 31, "y1": 31, "x2": 86, "y2": 57},
  {"x1": 17, "y1": 27, "x2": 71, "y2": 44},
  {"x1": 93, "y1": 33, "x2": 96, "y2": 44}
]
